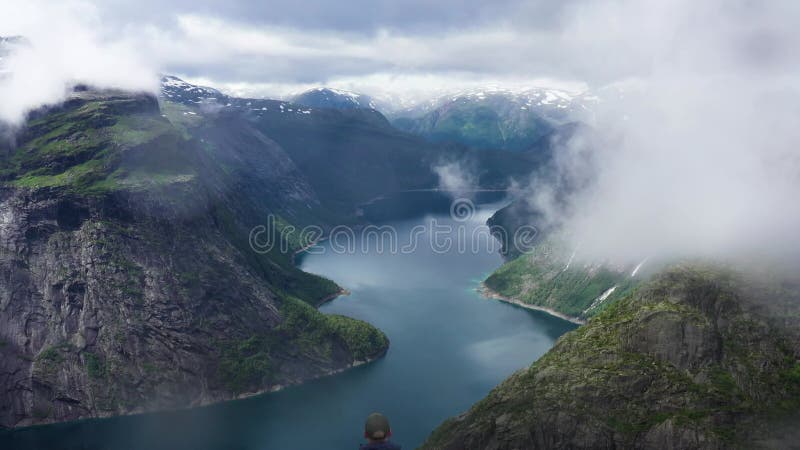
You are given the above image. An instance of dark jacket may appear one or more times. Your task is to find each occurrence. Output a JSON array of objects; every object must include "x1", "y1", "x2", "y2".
[{"x1": 359, "y1": 441, "x2": 401, "y2": 450}]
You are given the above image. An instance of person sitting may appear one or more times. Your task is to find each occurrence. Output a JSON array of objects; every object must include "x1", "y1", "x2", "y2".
[{"x1": 360, "y1": 412, "x2": 401, "y2": 449}]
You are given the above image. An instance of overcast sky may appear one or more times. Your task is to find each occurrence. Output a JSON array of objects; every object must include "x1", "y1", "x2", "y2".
[
  {"x1": 3, "y1": 0, "x2": 799, "y2": 100},
  {"x1": 0, "y1": 0, "x2": 685, "y2": 100}
]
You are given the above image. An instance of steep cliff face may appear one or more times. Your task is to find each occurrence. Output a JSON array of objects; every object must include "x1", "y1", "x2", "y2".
[
  {"x1": 424, "y1": 265, "x2": 800, "y2": 449},
  {"x1": 0, "y1": 91, "x2": 388, "y2": 428}
]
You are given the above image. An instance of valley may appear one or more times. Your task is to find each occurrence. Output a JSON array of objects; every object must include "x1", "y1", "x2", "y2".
[
  {"x1": 0, "y1": 197, "x2": 577, "y2": 449},
  {"x1": 4, "y1": 2, "x2": 800, "y2": 448},
  {"x1": 0, "y1": 77, "x2": 560, "y2": 437}
]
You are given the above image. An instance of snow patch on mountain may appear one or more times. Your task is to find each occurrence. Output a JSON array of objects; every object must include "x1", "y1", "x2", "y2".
[
  {"x1": 292, "y1": 87, "x2": 376, "y2": 110},
  {"x1": 388, "y1": 85, "x2": 599, "y2": 123},
  {"x1": 584, "y1": 285, "x2": 618, "y2": 314},
  {"x1": 631, "y1": 258, "x2": 648, "y2": 277},
  {"x1": 158, "y1": 75, "x2": 314, "y2": 118}
]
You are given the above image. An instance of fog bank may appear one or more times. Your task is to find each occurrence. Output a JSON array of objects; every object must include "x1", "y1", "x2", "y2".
[
  {"x1": 524, "y1": 0, "x2": 800, "y2": 264},
  {"x1": 0, "y1": 0, "x2": 158, "y2": 125}
]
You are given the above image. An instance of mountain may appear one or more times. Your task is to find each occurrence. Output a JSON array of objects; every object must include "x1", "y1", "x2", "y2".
[
  {"x1": 424, "y1": 264, "x2": 800, "y2": 449},
  {"x1": 160, "y1": 75, "x2": 225, "y2": 105},
  {"x1": 157, "y1": 76, "x2": 551, "y2": 218},
  {"x1": 392, "y1": 87, "x2": 596, "y2": 151},
  {"x1": 0, "y1": 75, "x2": 559, "y2": 428},
  {"x1": 487, "y1": 197, "x2": 552, "y2": 258},
  {"x1": 292, "y1": 87, "x2": 376, "y2": 110},
  {"x1": 0, "y1": 88, "x2": 388, "y2": 428},
  {"x1": 157, "y1": 76, "x2": 433, "y2": 217},
  {"x1": 484, "y1": 236, "x2": 646, "y2": 322}
]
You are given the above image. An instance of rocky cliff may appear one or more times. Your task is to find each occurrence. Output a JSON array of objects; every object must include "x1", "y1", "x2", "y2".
[
  {"x1": 0, "y1": 90, "x2": 388, "y2": 428},
  {"x1": 424, "y1": 265, "x2": 800, "y2": 449}
]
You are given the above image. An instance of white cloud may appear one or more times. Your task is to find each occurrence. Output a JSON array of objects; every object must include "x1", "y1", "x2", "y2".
[
  {"x1": 433, "y1": 161, "x2": 477, "y2": 199},
  {"x1": 0, "y1": 0, "x2": 158, "y2": 125},
  {"x1": 133, "y1": 12, "x2": 590, "y2": 101},
  {"x1": 520, "y1": 0, "x2": 800, "y2": 264}
]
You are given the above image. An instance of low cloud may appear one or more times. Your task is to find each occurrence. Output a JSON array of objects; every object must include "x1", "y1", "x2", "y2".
[
  {"x1": 433, "y1": 161, "x2": 477, "y2": 199},
  {"x1": 1, "y1": 1, "x2": 590, "y2": 121},
  {"x1": 142, "y1": 13, "x2": 589, "y2": 98},
  {"x1": 0, "y1": 0, "x2": 158, "y2": 125},
  {"x1": 521, "y1": 0, "x2": 800, "y2": 265}
]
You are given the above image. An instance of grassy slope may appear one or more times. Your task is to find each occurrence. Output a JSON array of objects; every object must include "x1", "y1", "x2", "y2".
[
  {"x1": 485, "y1": 238, "x2": 641, "y2": 319},
  {"x1": 2, "y1": 97, "x2": 188, "y2": 193},
  {"x1": 216, "y1": 296, "x2": 388, "y2": 393},
  {"x1": 4, "y1": 95, "x2": 342, "y2": 303}
]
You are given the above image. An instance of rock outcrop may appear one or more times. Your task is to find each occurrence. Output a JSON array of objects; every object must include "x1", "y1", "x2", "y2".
[{"x1": 424, "y1": 265, "x2": 800, "y2": 449}]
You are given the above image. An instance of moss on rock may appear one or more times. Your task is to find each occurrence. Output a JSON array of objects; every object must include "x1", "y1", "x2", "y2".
[{"x1": 423, "y1": 264, "x2": 800, "y2": 449}]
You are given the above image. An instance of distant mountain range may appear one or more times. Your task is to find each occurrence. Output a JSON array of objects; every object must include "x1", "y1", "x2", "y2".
[
  {"x1": 292, "y1": 87, "x2": 376, "y2": 110},
  {"x1": 391, "y1": 87, "x2": 598, "y2": 151},
  {"x1": 4, "y1": 33, "x2": 596, "y2": 153},
  {"x1": 279, "y1": 83, "x2": 599, "y2": 152},
  {"x1": 157, "y1": 73, "x2": 600, "y2": 152},
  {"x1": 156, "y1": 76, "x2": 556, "y2": 210},
  {"x1": 163, "y1": 75, "x2": 596, "y2": 153}
]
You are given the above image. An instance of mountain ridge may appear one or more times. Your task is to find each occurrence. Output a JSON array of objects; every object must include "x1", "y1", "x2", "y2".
[
  {"x1": 391, "y1": 87, "x2": 594, "y2": 151},
  {"x1": 424, "y1": 264, "x2": 800, "y2": 449},
  {"x1": 292, "y1": 87, "x2": 377, "y2": 110}
]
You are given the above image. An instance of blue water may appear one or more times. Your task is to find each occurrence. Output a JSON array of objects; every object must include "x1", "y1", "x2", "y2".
[{"x1": 1, "y1": 202, "x2": 575, "y2": 450}]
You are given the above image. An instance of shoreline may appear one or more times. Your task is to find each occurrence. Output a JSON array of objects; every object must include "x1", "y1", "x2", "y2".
[
  {"x1": 290, "y1": 237, "x2": 328, "y2": 265},
  {"x1": 292, "y1": 239, "x2": 352, "y2": 307},
  {"x1": 7, "y1": 240, "x2": 372, "y2": 431},
  {"x1": 316, "y1": 287, "x2": 351, "y2": 306},
  {"x1": 233, "y1": 347, "x2": 386, "y2": 400},
  {"x1": 478, "y1": 282, "x2": 586, "y2": 325},
  {"x1": 6, "y1": 347, "x2": 387, "y2": 432}
]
